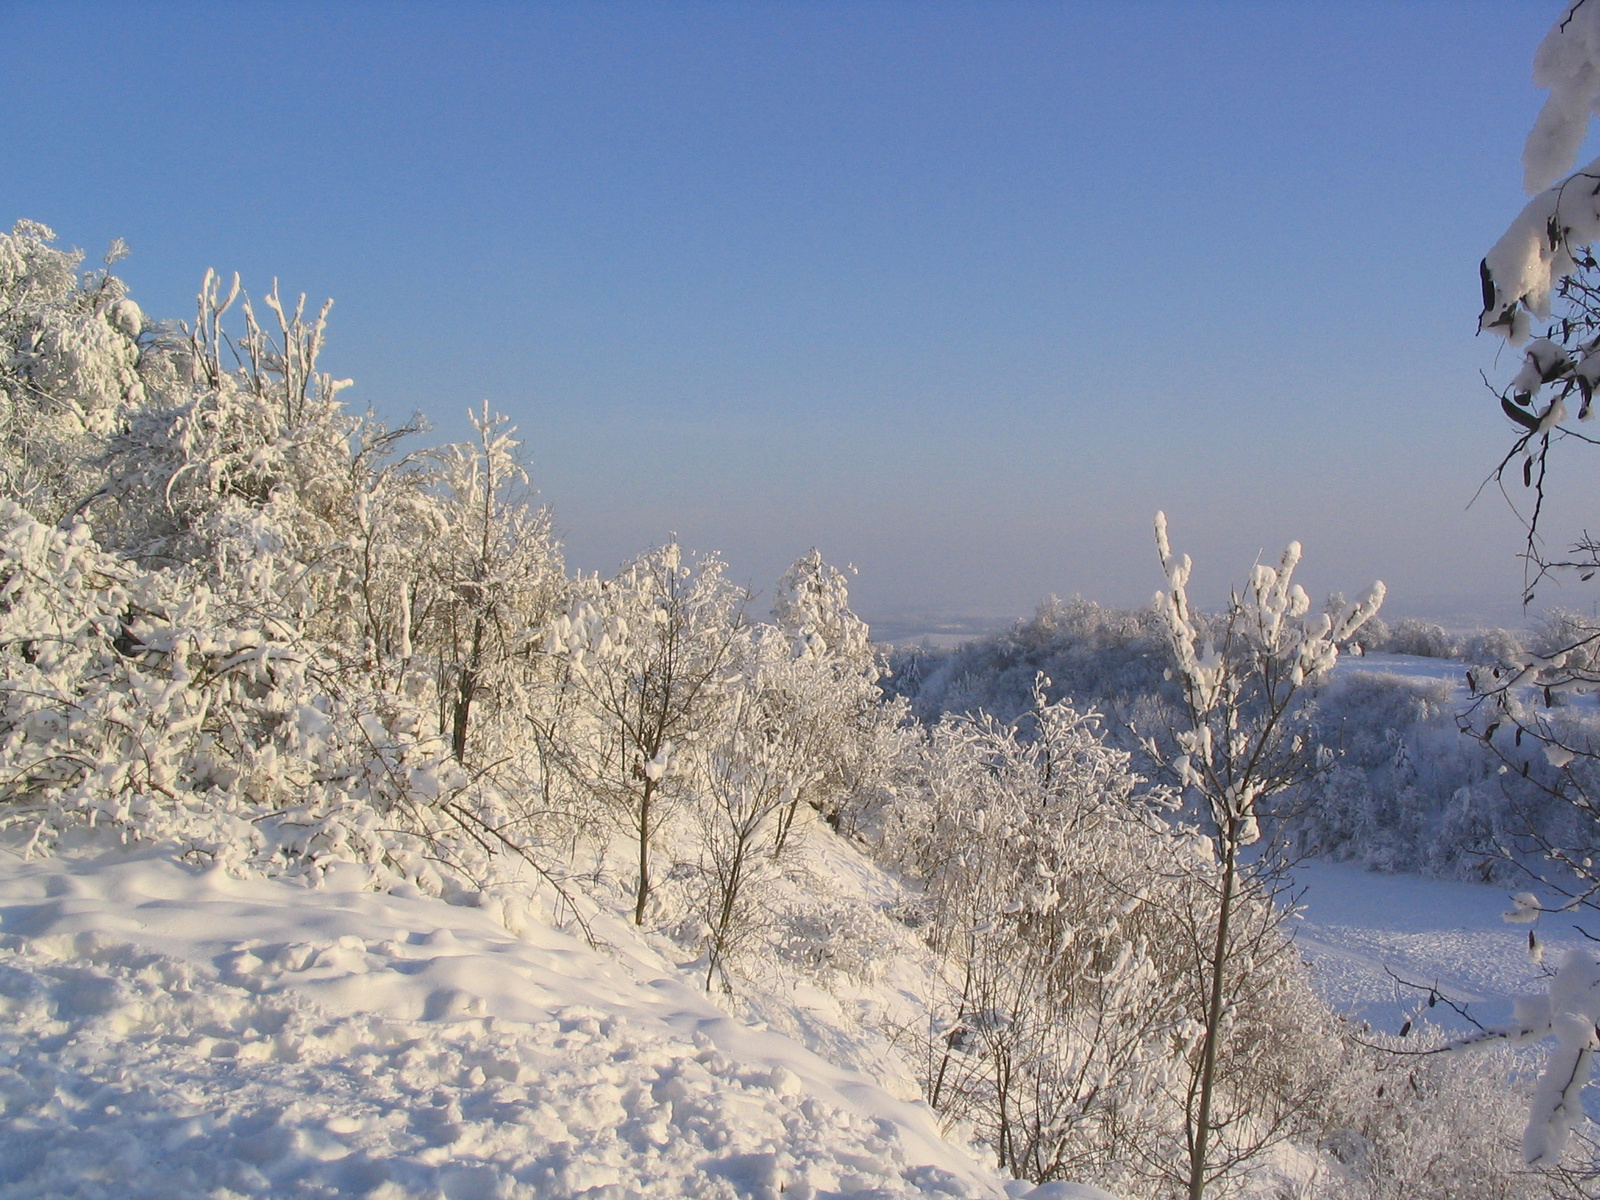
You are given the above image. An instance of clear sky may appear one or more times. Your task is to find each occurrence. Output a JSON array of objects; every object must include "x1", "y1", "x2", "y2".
[{"x1": 1, "y1": 1, "x2": 1585, "y2": 633}]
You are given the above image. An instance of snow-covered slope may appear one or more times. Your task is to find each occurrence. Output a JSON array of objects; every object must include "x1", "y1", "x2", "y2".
[{"x1": 0, "y1": 841, "x2": 1020, "y2": 1200}]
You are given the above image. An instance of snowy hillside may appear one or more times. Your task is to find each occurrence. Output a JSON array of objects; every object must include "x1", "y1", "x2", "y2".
[
  {"x1": 0, "y1": 828, "x2": 1558, "y2": 1200},
  {"x1": 0, "y1": 836, "x2": 1022, "y2": 1200}
]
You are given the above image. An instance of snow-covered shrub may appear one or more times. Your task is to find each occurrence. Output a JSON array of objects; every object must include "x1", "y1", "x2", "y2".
[
  {"x1": 1459, "y1": 626, "x2": 1531, "y2": 667},
  {"x1": 686, "y1": 681, "x2": 817, "y2": 989},
  {"x1": 1528, "y1": 609, "x2": 1600, "y2": 677},
  {"x1": 880, "y1": 681, "x2": 1187, "y2": 1189},
  {"x1": 1359, "y1": 618, "x2": 1527, "y2": 665},
  {"x1": 1314, "y1": 1038, "x2": 1543, "y2": 1200},
  {"x1": 89, "y1": 272, "x2": 366, "y2": 574},
  {"x1": 0, "y1": 260, "x2": 575, "y2": 900},
  {"x1": 773, "y1": 547, "x2": 871, "y2": 668},
  {"x1": 1379, "y1": 618, "x2": 1456, "y2": 660},
  {"x1": 773, "y1": 890, "x2": 901, "y2": 986},
  {"x1": 537, "y1": 543, "x2": 750, "y2": 924},
  {"x1": 0, "y1": 499, "x2": 488, "y2": 884},
  {"x1": 875, "y1": 676, "x2": 1341, "y2": 1197}
]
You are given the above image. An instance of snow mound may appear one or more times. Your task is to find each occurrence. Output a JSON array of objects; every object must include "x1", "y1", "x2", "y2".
[{"x1": 0, "y1": 845, "x2": 1008, "y2": 1200}]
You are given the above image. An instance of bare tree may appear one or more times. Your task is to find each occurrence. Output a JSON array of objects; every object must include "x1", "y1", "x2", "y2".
[
  {"x1": 692, "y1": 678, "x2": 814, "y2": 990},
  {"x1": 541, "y1": 544, "x2": 747, "y2": 924}
]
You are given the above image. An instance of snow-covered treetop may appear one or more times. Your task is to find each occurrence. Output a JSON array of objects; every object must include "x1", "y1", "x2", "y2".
[
  {"x1": 772, "y1": 547, "x2": 871, "y2": 668},
  {"x1": 1151, "y1": 512, "x2": 1384, "y2": 846}
]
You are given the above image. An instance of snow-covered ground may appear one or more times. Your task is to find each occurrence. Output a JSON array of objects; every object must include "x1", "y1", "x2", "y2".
[
  {"x1": 0, "y1": 747, "x2": 1575, "y2": 1199},
  {"x1": 1335, "y1": 652, "x2": 1470, "y2": 692},
  {"x1": 0, "y1": 840, "x2": 1023, "y2": 1200},
  {"x1": 1290, "y1": 859, "x2": 1581, "y2": 1034}
]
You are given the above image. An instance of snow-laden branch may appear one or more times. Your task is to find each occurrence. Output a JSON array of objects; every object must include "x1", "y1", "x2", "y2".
[
  {"x1": 1151, "y1": 512, "x2": 1384, "y2": 846},
  {"x1": 1525, "y1": 1, "x2": 1600, "y2": 195},
  {"x1": 1447, "y1": 947, "x2": 1600, "y2": 1166}
]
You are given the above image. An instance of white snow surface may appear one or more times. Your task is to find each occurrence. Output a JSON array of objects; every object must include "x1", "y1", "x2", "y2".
[
  {"x1": 1332, "y1": 651, "x2": 1469, "y2": 691},
  {"x1": 1291, "y1": 859, "x2": 1584, "y2": 1035},
  {"x1": 0, "y1": 841, "x2": 1010, "y2": 1200}
]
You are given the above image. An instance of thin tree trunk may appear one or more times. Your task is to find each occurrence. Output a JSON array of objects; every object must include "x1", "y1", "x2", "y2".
[
  {"x1": 931, "y1": 955, "x2": 975, "y2": 1112},
  {"x1": 450, "y1": 669, "x2": 475, "y2": 762},
  {"x1": 634, "y1": 776, "x2": 655, "y2": 925},
  {"x1": 707, "y1": 838, "x2": 746, "y2": 992},
  {"x1": 772, "y1": 792, "x2": 802, "y2": 857},
  {"x1": 450, "y1": 617, "x2": 484, "y2": 763},
  {"x1": 1187, "y1": 834, "x2": 1238, "y2": 1200}
]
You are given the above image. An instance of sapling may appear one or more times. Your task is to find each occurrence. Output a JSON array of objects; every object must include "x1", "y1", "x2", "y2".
[{"x1": 1150, "y1": 512, "x2": 1383, "y2": 1200}]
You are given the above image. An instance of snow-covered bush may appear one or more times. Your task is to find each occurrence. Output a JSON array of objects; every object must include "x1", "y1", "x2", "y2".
[
  {"x1": 774, "y1": 890, "x2": 902, "y2": 986},
  {"x1": 763, "y1": 556, "x2": 912, "y2": 841},
  {"x1": 875, "y1": 676, "x2": 1343, "y2": 1197},
  {"x1": 89, "y1": 272, "x2": 366, "y2": 575},
  {"x1": 0, "y1": 498, "x2": 499, "y2": 887},
  {"x1": 880, "y1": 681, "x2": 1186, "y2": 1189},
  {"x1": 773, "y1": 547, "x2": 871, "y2": 669},
  {"x1": 538, "y1": 543, "x2": 750, "y2": 924},
  {"x1": 1314, "y1": 1038, "x2": 1543, "y2": 1200},
  {"x1": 687, "y1": 681, "x2": 818, "y2": 989},
  {"x1": 0, "y1": 257, "x2": 583, "y2": 903},
  {"x1": 1379, "y1": 618, "x2": 1457, "y2": 660},
  {"x1": 1360, "y1": 618, "x2": 1526, "y2": 665}
]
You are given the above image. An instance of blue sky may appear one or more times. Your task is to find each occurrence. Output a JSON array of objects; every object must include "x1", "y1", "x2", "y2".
[{"x1": 1, "y1": 2, "x2": 1583, "y2": 631}]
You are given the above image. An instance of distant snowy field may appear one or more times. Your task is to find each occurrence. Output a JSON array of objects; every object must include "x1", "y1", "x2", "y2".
[
  {"x1": 1290, "y1": 860, "x2": 1580, "y2": 1034},
  {"x1": 1297, "y1": 652, "x2": 1574, "y2": 1032},
  {"x1": 0, "y1": 842, "x2": 1024, "y2": 1200},
  {"x1": 1335, "y1": 652, "x2": 1469, "y2": 689}
]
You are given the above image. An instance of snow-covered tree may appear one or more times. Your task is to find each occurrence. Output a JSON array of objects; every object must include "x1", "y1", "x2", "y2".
[
  {"x1": 1149, "y1": 513, "x2": 1383, "y2": 1200},
  {"x1": 89, "y1": 271, "x2": 367, "y2": 573},
  {"x1": 1463, "y1": 5, "x2": 1600, "y2": 1176},
  {"x1": 423, "y1": 404, "x2": 565, "y2": 764},
  {"x1": 763, "y1": 549, "x2": 906, "y2": 845},
  {"x1": 1476, "y1": 1, "x2": 1600, "y2": 603},
  {"x1": 689, "y1": 671, "x2": 816, "y2": 990},
  {"x1": 0, "y1": 221, "x2": 154, "y2": 523},
  {"x1": 773, "y1": 547, "x2": 871, "y2": 668},
  {"x1": 539, "y1": 544, "x2": 749, "y2": 924}
]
